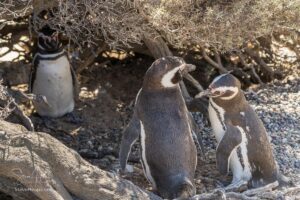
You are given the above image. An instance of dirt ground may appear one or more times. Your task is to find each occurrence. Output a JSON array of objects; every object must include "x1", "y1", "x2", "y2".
[{"x1": 2, "y1": 52, "x2": 299, "y2": 199}]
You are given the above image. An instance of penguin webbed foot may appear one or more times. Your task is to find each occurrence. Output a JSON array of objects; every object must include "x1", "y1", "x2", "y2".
[
  {"x1": 64, "y1": 112, "x2": 83, "y2": 124},
  {"x1": 27, "y1": 93, "x2": 51, "y2": 108},
  {"x1": 119, "y1": 164, "x2": 134, "y2": 174}
]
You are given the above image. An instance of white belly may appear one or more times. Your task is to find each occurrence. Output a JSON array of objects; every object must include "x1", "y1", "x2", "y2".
[
  {"x1": 208, "y1": 99, "x2": 251, "y2": 182},
  {"x1": 140, "y1": 121, "x2": 156, "y2": 189},
  {"x1": 208, "y1": 99, "x2": 225, "y2": 143},
  {"x1": 233, "y1": 127, "x2": 252, "y2": 181},
  {"x1": 33, "y1": 56, "x2": 74, "y2": 117}
]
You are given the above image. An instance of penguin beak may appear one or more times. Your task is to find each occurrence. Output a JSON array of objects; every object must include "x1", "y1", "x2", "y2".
[
  {"x1": 194, "y1": 89, "x2": 211, "y2": 98},
  {"x1": 195, "y1": 85, "x2": 225, "y2": 99},
  {"x1": 195, "y1": 85, "x2": 215, "y2": 98},
  {"x1": 179, "y1": 64, "x2": 196, "y2": 75}
]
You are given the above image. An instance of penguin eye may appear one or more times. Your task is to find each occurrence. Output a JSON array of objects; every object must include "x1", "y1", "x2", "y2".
[
  {"x1": 171, "y1": 70, "x2": 182, "y2": 84},
  {"x1": 211, "y1": 89, "x2": 225, "y2": 97}
]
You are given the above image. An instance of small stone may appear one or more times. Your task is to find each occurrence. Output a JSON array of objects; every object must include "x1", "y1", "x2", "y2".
[
  {"x1": 106, "y1": 155, "x2": 116, "y2": 161},
  {"x1": 294, "y1": 161, "x2": 300, "y2": 169},
  {"x1": 125, "y1": 164, "x2": 134, "y2": 173},
  {"x1": 79, "y1": 149, "x2": 89, "y2": 153},
  {"x1": 282, "y1": 138, "x2": 287, "y2": 143}
]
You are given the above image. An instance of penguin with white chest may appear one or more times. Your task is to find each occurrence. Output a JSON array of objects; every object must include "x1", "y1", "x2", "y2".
[
  {"x1": 119, "y1": 57, "x2": 204, "y2": 199},
  {"x1": 197, "y1": 73, "x2": 288, "y2": 189},
  {"x1": 30, "y1": 25, "x2": 78, "y2": 118}
]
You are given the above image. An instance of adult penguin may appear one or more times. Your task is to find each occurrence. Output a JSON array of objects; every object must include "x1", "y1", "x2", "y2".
[
  {"x1": 119, "y1": 56, "x2": 204, "y2": 199},
  {"x1": 30, "y1": 25, "x2": 78, "y2": 119},
  {"x1": 196, "y1": 73, "x2": 289, "y2": 190}
]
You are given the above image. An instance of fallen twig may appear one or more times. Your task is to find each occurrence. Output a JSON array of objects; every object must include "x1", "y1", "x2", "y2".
[{"x1": 243, "y1": 181, "x2": 278, "y2": 196}]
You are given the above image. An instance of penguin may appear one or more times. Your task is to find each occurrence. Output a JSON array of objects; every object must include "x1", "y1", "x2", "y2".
[
  {"x1": 196, "y1": 73, "x2": 288, "y2": 190},
  {"x1": 119, "y1": 56, "x2": 204, "y2": 199},
  {"x1": 30, "y1": 25, "x2": 78, "y2": 118}
]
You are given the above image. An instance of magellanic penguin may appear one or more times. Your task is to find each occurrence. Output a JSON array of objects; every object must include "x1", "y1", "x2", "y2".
[
  {"x1": 119, "y1": 57, "x2": 204, "y2": 199},
  {"x1": 30, "y1": 25, "x2": 78, "y2": 118},
  {"x1": 197, "y1": 73, "x2": 289, "y2": 189}
]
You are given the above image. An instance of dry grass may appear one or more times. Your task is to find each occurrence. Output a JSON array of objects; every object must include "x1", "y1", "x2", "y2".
[{"x1": 1, "y1": 0, "x2": 299, "y2": 50}]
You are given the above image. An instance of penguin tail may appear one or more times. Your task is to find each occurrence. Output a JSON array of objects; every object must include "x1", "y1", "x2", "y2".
[{"x1": 173, "y1": 177, "x2": 196, "y2": 200}]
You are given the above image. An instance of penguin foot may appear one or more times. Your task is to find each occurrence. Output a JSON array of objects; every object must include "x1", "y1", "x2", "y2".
[
  {"x1": 64, "y1": 112, "x2": 83, "y2": 124},
  {"x1": 225, "y1": 180, "x2": 248, "y2": 192},
  {"x1": 172, "y1": 178, "x2": 196, "y2": 200},
  {"x1": 125, "y1": 164, "x2": 134, "y2": 173}
]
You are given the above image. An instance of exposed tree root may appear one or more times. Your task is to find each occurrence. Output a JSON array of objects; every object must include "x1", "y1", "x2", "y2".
[
  {"x1": 236, "y1": 51, "x2": 264, "y2": 85},
  {"x1": 190, "y1": 181, "x2": 294, "y2": 200},
  {"x1": 0, "y1": 120, "x2": 161, "y2": 200},
  {"x1": 201, "y1": 48, "x2": 228, "y2": 74},
  {"x1": 244, "y1": 47, "x2": 274, "y2": 82}
]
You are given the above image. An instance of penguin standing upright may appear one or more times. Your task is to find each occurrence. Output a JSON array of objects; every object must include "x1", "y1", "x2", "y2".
[
  {"x1": 197, "y1": 74, "x2": 288, "y2": 189},
  {"x1": 30, "y1": 25, "x2": 77, "y2": 118},
  {"x1": 119, "y1": 57, "x2": 203, "y2": 199}
]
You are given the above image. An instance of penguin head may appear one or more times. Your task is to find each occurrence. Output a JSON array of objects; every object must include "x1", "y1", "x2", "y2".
[
  {"x1": 207, "y1": 73, "x2": 241, "y2": 100},
  {"x1": 38, "y1": 25, "x2": 62, "y2": 52},
  {"x1": 143, "y1": 56, "x2": 195, "y2": 90}
]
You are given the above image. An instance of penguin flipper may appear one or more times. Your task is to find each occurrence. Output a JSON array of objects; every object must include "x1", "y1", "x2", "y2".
[
  {"x1": 188, "y1": 112, "x2": 205, "y2": 159},
  {"x1": 216, "y1": 125, "x2": 242, "y2": 175},
  {"x1": 29, "y1": 55, "x2": 39, "y2": 93},
  {"x1": 70, "y1": 63, "x2": 79, "y2": 100},
  {"x1": 119, "y1": 112, "x2": 140, "y2": 171}
]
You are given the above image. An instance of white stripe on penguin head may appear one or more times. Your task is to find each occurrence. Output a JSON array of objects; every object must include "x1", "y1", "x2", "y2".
[
  {"x1": 211, "y1": 86, "x2": 239, "y2": 100},
  {"x1": 161, "y1": 65, "x2": 184, "y2": 88}
]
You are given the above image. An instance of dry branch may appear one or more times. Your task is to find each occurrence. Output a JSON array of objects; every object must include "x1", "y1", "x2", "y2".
[
  {"x1": 201, "y1": 48, "x2": 228, "y2": 74},
  {"x1": 75, "y1": 44, "x2": 108, "y2": 74},
  {"x1": 143, "y1": 35, "x2": 172, "y2": 59},
  {"x1": 236, "y1": 51, "x2": 264, "y2": 85},
  {"x1": 184, "y1": 74, "x2": 204, "y2": 92},
  {"x1": 244, "y1": 47, "x2": 274, "y2": 81},
  {"x1": 0, "y1": 82, "x2": 34, "y2": 131},
  {"x1": 242, "y1": 181, "x2": 278, "y2": 196}
]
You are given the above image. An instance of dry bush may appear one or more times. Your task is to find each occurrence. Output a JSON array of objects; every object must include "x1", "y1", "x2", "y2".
[{"x1": 1, "y1": 0, "x2": 299, "y2": 50}]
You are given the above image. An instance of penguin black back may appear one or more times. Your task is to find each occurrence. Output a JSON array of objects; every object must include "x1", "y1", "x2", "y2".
[{"x1": 119, "y1": 56, "x2": 200, "y2": 199}]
